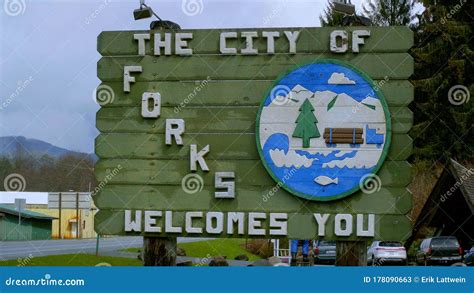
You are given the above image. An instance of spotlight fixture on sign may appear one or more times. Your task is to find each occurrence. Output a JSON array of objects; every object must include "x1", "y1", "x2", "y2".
[
  {"x1": 133, "y1": 0, "x2": 181, "y2": 30},
  {"x1": 332, "y1": 0, "x2": 355, "y2": 15},
  {"x1": 332, "y1": 0, "x2": 372, "y2": 26}
]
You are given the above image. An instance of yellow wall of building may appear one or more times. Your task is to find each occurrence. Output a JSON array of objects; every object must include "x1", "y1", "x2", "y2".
[{"x1": 27, "y1": 205, "x2": 97, "y2": 239}]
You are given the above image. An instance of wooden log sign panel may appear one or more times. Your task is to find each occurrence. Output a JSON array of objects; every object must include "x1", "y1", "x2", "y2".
[{"x1": 95, "y1": 27, "x2": 414, "y2": 241}]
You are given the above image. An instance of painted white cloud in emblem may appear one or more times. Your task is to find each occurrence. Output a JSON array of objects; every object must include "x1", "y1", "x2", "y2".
[
  {"x1": 328, "y1": 72, "x2": 356, "y2": 85},
  {"x1": 269, "y1": 149, "x2": 315, "y2": 168}
]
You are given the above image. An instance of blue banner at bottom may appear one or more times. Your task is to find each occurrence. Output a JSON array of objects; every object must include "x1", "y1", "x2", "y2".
[{"x1": 0, "y1": 267, "x2": 472, "y2": 293}]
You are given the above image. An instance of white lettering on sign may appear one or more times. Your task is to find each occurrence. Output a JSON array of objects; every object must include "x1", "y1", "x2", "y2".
[
  {"x1": 241, "y1": 31, "x2": 258, "y2": 55},
  {"x1": 123, "y1": 211, "x2": 376, "y2": 237},
  {"x1": 314, "y1": 213, "x2": 330, "y2": 236},
  {"x1": 356, "y1": 214, "x2": 375, "y2": 236},
  {"x1": 154, "y1": 33, "x2": 172, "y2": 56},
  {"x1": 283, "y1": 31, "x2": 300, "y2": 54},
  {"x1": 335, "y1": 214, "x2": 353, "y2": 236},
  {"x1": 141, "y1": 92, "x2": 161, "y2": 118},
  {"x1": 214, "y1": 172, "x2": 235, "y2": 198},
  {"x1": 330, "y1": 30, "x2": 371, "y2": 53},
  {"x1": 330, "y1": 30, "x2": 348, "y2": 53},
  {"x1": 352, "y1": 30, "x2": 370, "y2": 53},
  {"x1": 190, "y1": 144, "x2": 210, "y2": 172},
  {"x1": 165, "y1": 211, "x2": 182, "y2": 233},
  {"x1": 220, "y1": 32, "x2": 237, "y2": 55},
  {"x1": 123, "y1": 65, "x2": 142, "y2": 92},
  {"x1": 227, "y1": 212, "x2": 245, "y2": 235},
  {"x1": 219, "y1": 31, "x2": 300, "y2": 55},
  {"x1": 124, "y1": 210, "x2": 141, "y2": 232},
  {"x1": 165, "y1": 119, "x2": 185, "y2": 145},
  {"x1": 185, "y1": 211, "x2": 203, "y2": 234},
  {"x1": 144, "y1": 211, "x2": 162, "y2": 232},
  {"x1": 313, "y1": 213, "x2": 375, "y2": 237},
  {"x1": 262, "y1": 31, "x2": 280, "y2": 54},
  {"x1": 132, "y1": 30, "x2": 372, "y2": 56},
  {"x1": 206, "y1": 212, "x2": 224, "y2": 234},
  {"x1": 134, "y1": 33, "x2": 150, "y2": 56},
  {"x1": 248, "y1": 212, "x2": 266, "y2": 236},
  {"x1": 269, "y1": 213, "x2": 288, "y2": 236},
  {"x1": 175, "y1": 33, "x2": 193, "y2": 56}
]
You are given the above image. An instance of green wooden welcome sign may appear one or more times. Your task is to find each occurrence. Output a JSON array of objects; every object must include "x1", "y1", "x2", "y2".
[{"x1": 94, "y1": 26, "x2": 414, "y2": 241}]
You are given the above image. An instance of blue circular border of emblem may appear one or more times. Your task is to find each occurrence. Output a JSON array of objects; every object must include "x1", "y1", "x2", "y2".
[{"x1": 255, "y1": 59, "x2": 392, "y2": 202}]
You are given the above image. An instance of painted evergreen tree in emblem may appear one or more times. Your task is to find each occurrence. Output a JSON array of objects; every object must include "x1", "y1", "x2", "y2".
[{"x1": 292, "y1": 98, "x2": 320, "y2": 148}]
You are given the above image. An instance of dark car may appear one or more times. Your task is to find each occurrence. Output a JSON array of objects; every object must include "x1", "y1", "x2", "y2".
[
  {"x1": 416, "y1": 236, "x2": 463, "y2": 266},
  {"x1": 313, "y1": 240, "x2": 336, "y2": 264},
  {"x1": 464, "y1": 247, "x2": 474, "y2": 266}
]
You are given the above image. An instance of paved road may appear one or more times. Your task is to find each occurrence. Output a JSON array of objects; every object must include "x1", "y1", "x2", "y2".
[{"x1": 0, "y1": 237, "x2": 211, "y2": 261}]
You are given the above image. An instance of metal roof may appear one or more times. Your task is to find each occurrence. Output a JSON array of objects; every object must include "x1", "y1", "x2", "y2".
[
  {"x1": 0, "y1": 192, "x2": 49, "y2": 205},
  {"x1": 449, "y1": 159, "x2": 474, "y2": 211},
  {"x1": 0, "y1": 204, "x2": 56, "y2": 220}
]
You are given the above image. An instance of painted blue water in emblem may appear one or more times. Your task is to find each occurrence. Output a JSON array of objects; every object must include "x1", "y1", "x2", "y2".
[
  {"x1": 258, "y1": 62, "x2": 388, "y2": 200},
  {"x1": 262, "y1": 133, "x2": 375, "y2": 198}
]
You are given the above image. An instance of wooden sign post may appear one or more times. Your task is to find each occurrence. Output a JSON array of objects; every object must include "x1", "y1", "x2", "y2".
[{"x1": 95, "y1": 26, "x2": 414, "y2": 266}]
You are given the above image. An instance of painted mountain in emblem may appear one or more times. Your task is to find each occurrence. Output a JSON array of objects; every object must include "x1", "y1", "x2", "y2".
[{"x1": 256, "y1": 63, "x2": 390, "y2": 199}]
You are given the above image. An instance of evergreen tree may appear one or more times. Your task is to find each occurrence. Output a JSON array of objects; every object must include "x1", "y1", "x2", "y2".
[
  {"x1": 362, "y1": 0, "x2": 416, "y2": 26},
  {"x1": 292, "y1": 99, "x2": 320, "y2": 148},
  {"x1": 320, "y1": 0, "x2": 345, "y2": 27},
  {"x1": 410, "y1": 0, "x2": 473, "y2": 162}
]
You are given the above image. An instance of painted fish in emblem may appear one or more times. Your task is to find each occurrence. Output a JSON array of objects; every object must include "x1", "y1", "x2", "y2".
[{"x1": 314, "y1": 176, "x2": 338, "y2": 186}]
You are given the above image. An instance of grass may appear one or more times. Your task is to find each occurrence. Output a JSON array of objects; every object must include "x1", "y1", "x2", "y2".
[
  {"x1": 0, "y1": 254, "x2": 141, "y2": 266},
  {"x1": 123, "y1": 239, "x2": 262, "y2": 261}
]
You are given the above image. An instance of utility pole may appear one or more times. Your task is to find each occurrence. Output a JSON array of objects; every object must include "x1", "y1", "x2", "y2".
[
  {"x1": 336, "y1": 241, "x2": 368, "y2": 266},
  {"x1": 142, "y1": 237, "x2": 177, "y2": 266}
]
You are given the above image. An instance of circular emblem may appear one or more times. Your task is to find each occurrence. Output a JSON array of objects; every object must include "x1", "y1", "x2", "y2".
[{"x1": 256, "y1": 61, "x2": 391, "y2": 201}]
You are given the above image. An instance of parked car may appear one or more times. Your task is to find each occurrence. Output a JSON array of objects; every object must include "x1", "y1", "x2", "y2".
[
  {"x1": 313, "y1": 240, "x2": 336, "y2": 264},
  {"x1": 415, "y1": 236, "x2": 463, "y2": 266},
  {"x1": 367, "y1": 241, "x2": 407, "y2": 266},
  {"x1": 463, "y1": 246, "x2": 474, "y2": 266}
]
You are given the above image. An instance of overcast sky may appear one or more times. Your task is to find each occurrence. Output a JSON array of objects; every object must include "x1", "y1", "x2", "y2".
[{"x1": 0, "y1": 0, "x2": 377, "y2": 153}]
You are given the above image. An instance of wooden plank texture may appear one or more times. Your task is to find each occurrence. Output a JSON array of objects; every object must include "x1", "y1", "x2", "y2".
[
  {"x1": 98, "y1": 27, "x2": 414, "y2": 56},
  {"x1": 97, "y1": 80, "x2": 414, "y2": 107},
  {"x1": 95, "y1": 210, "x2": 413, "y2": 240},
  {"x1": 95, "y1": 26, "x2": 414, "y2": 240},
  {"x1": 97, "y1": 54, "x2": 414, "y2": 81},
  {"x1": 94, "y1": 184, "x2": 412, "y2": 214},
  {"x1": 95, "y1": 159, "x2": 411, "y2": 187},
  {"x1": 95, "y1": 133, "x2": 413, "y2": 161},
  {"x1": 96, "y1": 107, "x2": 413, "y2": 134}
]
